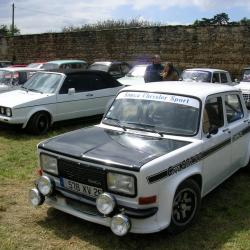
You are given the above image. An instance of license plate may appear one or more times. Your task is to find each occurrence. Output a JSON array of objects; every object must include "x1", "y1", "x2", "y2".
[{"x1": 60, "y1": 178, "x2": 103, "y2": 198}]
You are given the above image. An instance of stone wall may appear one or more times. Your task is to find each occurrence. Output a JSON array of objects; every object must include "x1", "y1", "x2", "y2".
[{"x1": 0, "y1": 25, "x2": 250, "y2": 78}]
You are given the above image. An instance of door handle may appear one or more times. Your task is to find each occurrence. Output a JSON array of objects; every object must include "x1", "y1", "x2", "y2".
[
  {"x1": 222, "y1": 128, "x2": 231, "y2": 133},
  {"x1": 86, "y1": 93, "x2": 93, "y2": 97}
]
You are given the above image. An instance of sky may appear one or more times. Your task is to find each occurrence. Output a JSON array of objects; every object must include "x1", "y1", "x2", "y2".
[{"x1": 0, "y1": 0, "x2": 250, "y2": 34}]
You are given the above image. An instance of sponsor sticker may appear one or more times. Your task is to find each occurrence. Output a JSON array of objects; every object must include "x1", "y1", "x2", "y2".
[{"x1": 117, "y1": 92, "x2": 199, "y2": 108}]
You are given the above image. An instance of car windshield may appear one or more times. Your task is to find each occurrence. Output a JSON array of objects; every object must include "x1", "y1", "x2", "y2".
[
  {"x1": 126, "y1": 65, "x2": 147, "y2": 77},
  {"x1": 182, "y1": 70, "x2": 211, "y2": 82},
  {"x1": 242, "y1": 69, "x2": 250, "y2": 82},
  {"x1": 103, "y1": 91, "x2": 200, "y2": 136},
  {"x1": 22, "y1": 72, "x2": 62, "y2": 93},
  {"x1": 0, "y1": 70, "x2": 14, "y2": 85},
  {"x1": 89, "y1": 64, "x2": 109, "y2": 72}
]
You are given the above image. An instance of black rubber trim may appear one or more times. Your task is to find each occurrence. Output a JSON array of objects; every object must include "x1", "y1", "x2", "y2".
[{"x1": 147, "y1": 137, "x2": 232, "y2": 184}]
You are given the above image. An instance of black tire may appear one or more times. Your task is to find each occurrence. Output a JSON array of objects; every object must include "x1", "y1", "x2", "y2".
[
  {"x1": 27, "y1": 112, "x2": 50, "y2": 135},
  {"x1": 167, "y1": 179, "x2": 201, "y2": 234}
]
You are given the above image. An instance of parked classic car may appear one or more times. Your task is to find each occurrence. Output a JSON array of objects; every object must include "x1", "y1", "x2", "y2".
[
  {"x1": 236, "y1": 66, "x2": 250, "y2": 108},
  {"x1": 89, "y1": 61, "x2": 131, "y2": 79},
  {"x1": 0, "y1": 60, "x2": 12, "y2": 68},
  {"x1": 181, "y1": 68, "x2": 233, "y2": 85},
  {"x1": 0, "y1": 70, "x2": 123, "y2": 134},
  {"x1": 117, "y1": 64, "x2": 149, "y2": 86},
  {"x1": 29, "y1": 81, "x2": 250, "y2": 236},
  {"x1": 27, "y1": 62, "x2": 47, "y2": 69},
  {"x1": 42, "y1": 60, "x2": 88, "y2": 71},
  {"x1": 0, "y1": 67, "x2": 42, "y2": 93}
]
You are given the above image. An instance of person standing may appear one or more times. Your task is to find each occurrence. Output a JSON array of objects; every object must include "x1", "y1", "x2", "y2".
[
  {"x1": 161, "y1": 62, "x2": 179, "y2": 81},
  {"x1": 144, "y1": 55, "x2": 164, "y2": 83}
]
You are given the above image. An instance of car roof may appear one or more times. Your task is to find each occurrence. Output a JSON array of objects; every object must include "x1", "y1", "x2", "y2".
[
  {"x1": 92, "y1": 61, "x2": 128, "y2": 66},
  {"x1": 0, "y1": 67, "x2": 42, "y2": 71},
  {"x1": 122, "y1": 81, "x2": 239, "y2": 101},
  {"x1": 184, "y1": 68, "x2": 229, "y2": 73},
  {"x1": 46, "y1": 60, "x2": 87, "y2": 65}
]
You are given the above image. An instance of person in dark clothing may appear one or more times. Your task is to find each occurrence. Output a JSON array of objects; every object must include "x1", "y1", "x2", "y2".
[{"x1": 144, "y1": 55, "x2": 164, "y2": 83}]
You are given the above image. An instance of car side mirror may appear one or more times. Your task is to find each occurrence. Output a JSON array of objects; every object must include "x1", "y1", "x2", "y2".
[
  {"x1": 68, "y1": 88, "x2": 75, "y2": 95},
  {"x1": 207, "y1": 126, "x2": 219, "y2": 138},
  {"x1": 179, "y1": 77, "x2": 183, "y2": 81}
]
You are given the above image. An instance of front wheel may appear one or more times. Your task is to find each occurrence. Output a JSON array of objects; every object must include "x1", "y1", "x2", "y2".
[
  {"x1": 26, "y1": 112, "x2": 50, "y2": 135},
  {"x1": 167, "y1": 179, "x2": 201, "y2": 234}
]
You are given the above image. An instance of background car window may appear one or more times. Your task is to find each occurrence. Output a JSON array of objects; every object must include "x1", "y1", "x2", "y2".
[
  {"x1": 225, "y1": 94, "x2": 244, "y2": 123},
  {"x1": 242, "y1": 69, "x2": 250, "y2": 82},
  {"x1": 109, "y1": 64, "x2": 121, "y2": 76},
  {"x1": 212, "y1": 73, "x2": 220, "y2": 83},
  {"x1": 220, "y1": 73, "x2": 228, "y2": 83},
  {"x1": 203, "y1": 97, "x2": 224, "y2": 134},
  {"x1": 121, "y1": 64, "x2": 130, "y2": 74},
  {"x1": 59, "y1": 74, "x2": 108, "y2": 94}
]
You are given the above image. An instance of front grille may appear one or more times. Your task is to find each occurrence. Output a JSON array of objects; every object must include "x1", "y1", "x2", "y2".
[
  {"x1": 58, "y1": 159, "x2": 106, "y2": 189},
  {"x1": 243, "y1": 93, "x2": 250, "y2": 102}
]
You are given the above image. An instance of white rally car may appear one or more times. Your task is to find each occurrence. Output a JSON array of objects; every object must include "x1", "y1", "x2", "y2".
[
  {"x1": 0, "y1": 70, "x2": 123, "y2": 134},
  {"x1": 29, "y1": 81, "x2": 250, "y2": 236}
]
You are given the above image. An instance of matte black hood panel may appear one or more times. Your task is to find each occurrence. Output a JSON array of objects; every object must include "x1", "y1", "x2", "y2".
[{"x1": 39, "y1": 126, "x2": 191, "y2": 171}]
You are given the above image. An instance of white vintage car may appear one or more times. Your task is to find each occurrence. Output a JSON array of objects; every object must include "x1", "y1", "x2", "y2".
[
  {"x1": 117, "y1": 64, "x2": 149, "y2": 86},
  {"x1": 236, "y1": 66, "x2": 250, "y2": 108},
  {"x1": 0, "y1": 67, "x2": 42, "y2": 93},
  {"x1": 29, "y1": 81, "x2": 250, "y2": 236},
  {"x1": 0, "y1": 70, "x2": 123, "y2": 134},
  {"x1": 181, "y1": 68, "x2": 233, "y2": 85}
]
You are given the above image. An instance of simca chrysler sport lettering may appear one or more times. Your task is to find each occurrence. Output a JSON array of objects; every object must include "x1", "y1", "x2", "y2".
[{"x1": 29, "y1": 82, "x2": 250, "y2": 236}]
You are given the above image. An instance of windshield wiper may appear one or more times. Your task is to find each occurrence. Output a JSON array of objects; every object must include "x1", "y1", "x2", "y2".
[
  {"x1": 103, "y1": 117, "x2": 126, "y2": 131},
  {"x1": 124, "y1": 122, "x2": 164, "y2": 137},
  {"x1": 27, "y1": 88, "x2": 43, "y2": 94}
]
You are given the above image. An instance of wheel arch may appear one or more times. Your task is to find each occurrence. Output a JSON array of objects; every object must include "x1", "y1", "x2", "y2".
[{"x1": 23, "y1": 108, "x2": 53, "y2": 128}]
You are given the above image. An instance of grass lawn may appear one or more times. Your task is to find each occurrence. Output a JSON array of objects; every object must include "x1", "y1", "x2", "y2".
[{"x1": 0, "y1": 119, "x2": 250, "y2": 250}]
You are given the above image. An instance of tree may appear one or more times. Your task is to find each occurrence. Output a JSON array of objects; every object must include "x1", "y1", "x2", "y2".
[
  {"x1": 240, "y1": 17, "x2": 250, "y2": 25},
  {"x1": 0, "y1": 24, "x2": 20, "y2": 36},
  {"x1": 193, "y1": 13, "x2": 230, "y2": 26}
]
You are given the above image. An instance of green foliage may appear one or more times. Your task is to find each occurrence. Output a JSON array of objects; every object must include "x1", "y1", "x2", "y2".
[
  {"x1": 0, "y1": 24, "x2": 20, "y2": 36},
  {"x1": 240, "y1": 17, "x2": 250, "y2": 25},
  {"x1": 194, "y1": 13, "x2": 230, "y2": 26},
  {"x1": 62, "y1": 18, "x2": 161, "y2": 32}
]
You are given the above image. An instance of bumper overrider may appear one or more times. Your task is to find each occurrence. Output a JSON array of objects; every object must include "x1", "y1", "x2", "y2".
[{"x1": 29, "y1": 175, "x2": 158, "y2": 236}]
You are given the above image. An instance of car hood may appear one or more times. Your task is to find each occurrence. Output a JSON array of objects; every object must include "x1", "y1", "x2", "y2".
[
  {"x1": 39, "y1": 126, "x2": 191, "y2": 171},
  {"x1": 237, "y1": 82, "x2": 250, "y2": 91},
  {"x1": 0, "y1": 89, "x2": 54, "y2": 108},
  {"x1": 118, "y1": 76, "x2": 145, "y2": 86}
]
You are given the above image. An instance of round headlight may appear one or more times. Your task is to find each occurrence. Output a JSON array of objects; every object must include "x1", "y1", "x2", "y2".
[
  {"x1": 96, "y1": 192, "x2": 116, "y2": 216},
  {"x1": 37, "y1": 176, "x2": 54, "y2": 196},
  {"x1": 110, "y1": 214, "x2": 131, "y2": 236},
  {"x1": 29, "y1": 188, "x2": 44, "y2": 207}
]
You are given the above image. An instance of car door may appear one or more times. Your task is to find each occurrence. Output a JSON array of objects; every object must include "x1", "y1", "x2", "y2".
[
  {"x1": 56, "y1": 73, "x2": 94, "y2": 121},
  {"x1": 202, "y1": 95, "x2": 232, "y2": 194},
  {"x1": 56, "y1": 73, "x2": 121, "y2": 121},
  {"x1": 224, "y1": 93, "x2": 249, "y2": 171}
]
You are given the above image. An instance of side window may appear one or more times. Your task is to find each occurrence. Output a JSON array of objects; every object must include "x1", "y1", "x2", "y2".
[
  {"x1": 220, "y1": 73, "x2": 228, "y2": 83},
  {"x1": 212, "y1": 73, "x2": 220, "y2": 83},
  {"x1": 59, "y1": 75, "x2": 76, "y2": 94},
  {"x1": 121, "y1": 64, "x2": 130, "y2": 74},
  {"x1": 109, "y1": 64, "x2": 121, "y2": 76},
  {"x1": 225, "y1": 94, "x2": 244, "y2": 123},
  {"x1": 203, "y1": 97, "x2": 224, "y2": 134}
]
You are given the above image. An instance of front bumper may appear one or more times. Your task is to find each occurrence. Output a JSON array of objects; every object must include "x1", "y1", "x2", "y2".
[{"x1": 0, "y1": 115, "x2": 25, "y2": 126}]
